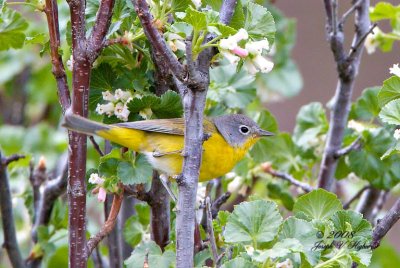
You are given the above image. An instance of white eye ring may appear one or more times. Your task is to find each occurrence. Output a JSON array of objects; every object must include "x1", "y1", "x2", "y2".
[{"x1": 239, "y1": 125, "x2": 250, "y2": 135}]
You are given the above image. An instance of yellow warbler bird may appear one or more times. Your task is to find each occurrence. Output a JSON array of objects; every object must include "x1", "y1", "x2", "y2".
[{"x1": 63, "y1": 112, "x2": 273, "y2": 182}]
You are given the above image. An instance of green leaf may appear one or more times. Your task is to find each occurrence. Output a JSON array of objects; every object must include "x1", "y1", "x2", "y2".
[
  {"x1": 253, "y1": 238, "x2": 303, "y2": 262},
  {"x1": 0, "y1": 9, "x2": 28, "y2": 50},
  {"x1": 209, "y1": 64, "x2": 256, "y2": 109},
  {"x1": 99, "y1": 158, "x2": 120, "y2": 178},
  {"x1": 47, "y1": 246, "x2": 69, "y2": 268},
  {"x1": 124, "y1": 241, "x2": 175, "y2": 268},
  {"x1": 194, "y1": 250, "x2": 212, "y2": 268},
  {"x1": 380, "y1": 99, "x2": 400, "y2": 125},
  {"x1": 135, "y1": 202, "x2": 150, "y2": 226},
  {"x1": 123, "y1": 215, "x2": 144, "y2": 247},
  {"x1": 183, "y1": 6, "x2": 207, "y2": 32},
  {"x1": 224, "y1": 200, "x2": 282, "y2": 246},
  {"x1": 153, "y1": 90, "x2": 183, "y2": 118},
  {"x1": 351, "y1": 87, "x2": 381, "y2": 120},
  {"x1": 207, "y1": 23, "x2": 236, "y2": 38},
  {"x1": 25, "y1": 33, "x2": 47, "y2": 45},
  {"x1": 220, "y1": 257, "x2": 257, "y2": 268},
  {"x1": 127, "y1": 91, "x2": 183, "y2": 119},
  {"x1": 293, "y1": 189, "x2": 342, "y2": 221},
  {"x1": 267, "y1": 183, "x2": 294, "y2": 210},
  {"x1": 293, "y1": 102, "x2": 328, "y2": 150},
  {"x1": 244, "y1": 2, "x2": 275, "y2": 44},
  {"x1": 370, "y1": 2, "x2": 400, "y2": 22},
  {"x1": 278, "y1": 217, "x2": 320, "y2": 265},
  {"x1": 117, "y1": 154, "x2": 152, "y2": 185},
  {"x1": 378, "y1": 76, "x2": 400, "y2": 107},
  {"x1": 370, "y1": 241, "x2": 400, "y2": 268}
]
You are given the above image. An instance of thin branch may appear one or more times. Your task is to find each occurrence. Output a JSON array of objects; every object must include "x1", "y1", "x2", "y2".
[
  {"x1": 334, "y1": 136, "x2": 362, "y2": 159},
  {"x1": 32, "y1": 153, "x2": 68, "y2": 242},
  {"x1": 89, "y1": 136, "x2": 105, "y2": 156},
  {"x1": 2, "y1": 154, "x2": 25, "y2": 166},
  {"x1": 0, "y1": 151, "x2": 26, "y2": 268},
  {"x1": 262, "y1": 164, "x2": 314, "y2": 193},
  {"x1": 211, "y1": 192, "x2": 231, "y2": 219},
  {"x1": 206, "y1": 197, "x2": 218, "y2": 267},
  {"x1": 123, "y1": 184, "x2": 151, "y2": 203},
  {"x1": 339, "y1": 0, "x2": 365, "y2": 28},
  {"x1": 86, "y1": 188, "x2": 124, "y2": 258},
  {"x1": 372, "y1": 198, "x2": 400, "y2": 249},
  {"x1": 349, "y1": 23, "x2": 377, "y2": 57},
  {"x1": 343, "y1": 185, "x2": 370, "y2": 209},
  {"x1": 29, "y1": 158, "x2": 48, "y2": 224},
  {"x1": 87, "y1": 0, "x2": 116, "y2": 62},
  {"x1": 370, "y1": 190, "x2": 389, "y2": 224},
  {"x1": 133, "y1": 0, "x2": 185, "y2": 80},
  {"x1": 355, "y1": 188, "x2": 382, "y2": 222},
  {"x1": 331, "y1": 0, "x2": 338, "y2": 35},
  {"x1": 44, "y1": 0, "x2": 71, "y2": 113}
]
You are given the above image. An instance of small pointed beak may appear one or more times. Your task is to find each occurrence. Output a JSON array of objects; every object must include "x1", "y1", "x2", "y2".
[{"x1": 257, "y1": 128, "x2": 274, "y2": 137}]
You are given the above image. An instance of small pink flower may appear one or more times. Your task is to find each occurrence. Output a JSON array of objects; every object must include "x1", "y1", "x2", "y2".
[
  {"x1": 97, "y1": 187, "x2": 107, "y2": 202},
  {"x1": 231, "y1": 47, "x2": 248, "y2": 57}
]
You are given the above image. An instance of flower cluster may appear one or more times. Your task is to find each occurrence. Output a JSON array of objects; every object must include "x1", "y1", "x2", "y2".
[
  {"x1": 89, "y1": 173, "x2": 107, "y2": 202},
  {"x1": 218, "y1": 29, "x2": 274, "y2": 75},
  {"x1": 95, "y1": 89, "x2": 133, "y2": 121},
  {"x1": 166, "y1": 33, "x2": 186, "y2": 52}
]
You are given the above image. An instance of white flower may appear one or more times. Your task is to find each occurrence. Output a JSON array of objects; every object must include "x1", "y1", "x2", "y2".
[
  {"x1": 389, "y1": 63, "x2": 400, "y2": 78},
  {"x1": 227, "y1": 176, "x2": 243, "y2": 193},
  {"x1": 219, "y1": 36, "x2": 238, "y2": 50},
  {"x1": 251, "y1": 55, "x2": 274, "y2": 73},
  {"x1": 364, "y1": 27, "x2": 381, "y2": 54},
  {"x1": 123, "y1": 31, "x2": 135, "y2": 43},
  {"x1": 191, "y1": 0, "x2": 201, "y2": 8},
  {"x1": 114, "y1": 102, "x2": 130, "y2": 121},
  {"x1": 196, "y1": 185, "x2": 206, "y2": 206},
  {"x1": 394, "y1": 129, "x2": 400, "y2": 140},
  {"x1": 231, "y1": 47, "x2": 248, "y2": 57},
  {"x1": 114, "y1": 89, "x2": 132, "y2": 102},
  {"x1": 167, "y1": 33, "x2": 186, "y2": 52},
  {"x1": 139, "y1": 108, "x2": 153, "y2": 120},
  {"x1": 245, "y1": 245, "x2": 254, "y2": 255},
  {"x1": 89, "y1": 173, "x2": 104, "y2": 185},
  {"x1": 95, "y1": 102, "x2": 115, "y2": 116},
  {"x1": 221, "y1": 51, "x2": 240, "y2": 65},
  {"x1": 102, "y1": 91, "x2": 116, "y2": 102},
  {"x1": 348, "y1": 120, "x2": 365, "y2": 133},
  {"x1": 97, "y1": 187, "x2": 107, "y2": 202},
  {"x1": 67, "y1": 56, "x2": 74, "y2": 71},
  {"x1": 245, "y1": 40, "x2": 270, "y2": 55},
  {"x1": 244, "y1": 60, "x2": 259, "y2": 75},
  {"x1": 232, "y1": 28, "x2": 248, "y2": 42}
]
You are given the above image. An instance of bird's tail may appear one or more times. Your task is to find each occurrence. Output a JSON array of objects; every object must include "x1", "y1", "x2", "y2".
[{"x1": 62, "y1": 110, "x2": 110, "y2": 136}]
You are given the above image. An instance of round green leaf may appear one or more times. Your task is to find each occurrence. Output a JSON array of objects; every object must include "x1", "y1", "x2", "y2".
[
  {"x1": 379, "y1": 99, "x2": 400, "y2": 125},
  {"x1": 293, "y1": 189, "x2": 342, "y2": 221},
  {"x1": 224, "y1": 200, "x2": 282, "y2": 245},
  {"x1": 220, "y1": 257, "x2": 257, "y2": 268}
]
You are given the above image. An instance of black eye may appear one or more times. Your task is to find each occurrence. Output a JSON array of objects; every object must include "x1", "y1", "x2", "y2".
[{"x1": 239, "y1": 125, "x2": 249, "y2": 134}]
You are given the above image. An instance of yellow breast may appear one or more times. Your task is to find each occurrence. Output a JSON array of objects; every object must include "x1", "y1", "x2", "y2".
[{"x1": 97, "y1": 127, "x2": 258, "y2": 182}]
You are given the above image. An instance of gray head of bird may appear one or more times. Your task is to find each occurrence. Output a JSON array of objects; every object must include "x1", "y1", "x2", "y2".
[{"x1": 213, "y1": 114, "x2": 274, "y2": 147}]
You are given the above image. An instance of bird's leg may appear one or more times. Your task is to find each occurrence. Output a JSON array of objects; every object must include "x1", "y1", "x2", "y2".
[{"x1": 159, "y1": 174, "x2": 178, "y2": 202}]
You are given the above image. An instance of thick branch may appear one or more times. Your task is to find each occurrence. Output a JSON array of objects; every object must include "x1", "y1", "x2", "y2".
[
  {"x1": 86, "y1": 189, "x2": 124, "y2": 258},
  {"x1": 372, "y1": 198, "x2": 400, "y2": 249},
  {"x1": 0, "y1": 151, "x2": 26, "y2": 268},
  {"x1": 175, "y1": 1, "x2": 238, "y2": 266},
  {"x1": 133, "y1": 0, "x2": 185, "y2": 79},
  {"x1": 44, "y1": 0, "x2": 71, "y2": 112},
  {"x1": 87, "y1": 0, "x2": 115, "y2": 63},
  {"x1": 317, "y1": 0, "x2": 370, "y2": 190}
]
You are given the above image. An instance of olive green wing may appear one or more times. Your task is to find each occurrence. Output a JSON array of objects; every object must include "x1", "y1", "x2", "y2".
[{"x1": 116, "y1": 118, "x2": 216, "y2": 135}]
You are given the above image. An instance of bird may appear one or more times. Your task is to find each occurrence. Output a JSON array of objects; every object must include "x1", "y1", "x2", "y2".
[{"x1": 62, "y1": 111, "x2": 273, "y2": 182}]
